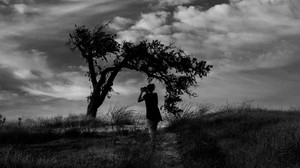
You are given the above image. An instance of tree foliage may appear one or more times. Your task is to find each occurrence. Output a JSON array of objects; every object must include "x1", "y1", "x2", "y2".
[{"x1": 66, "y1": 24, "x2": 212, "y2": 117}]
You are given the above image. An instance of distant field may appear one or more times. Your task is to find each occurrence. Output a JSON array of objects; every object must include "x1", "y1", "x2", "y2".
[{"x1": 0, "y1": 104, "x2": 300, "y2": 168}]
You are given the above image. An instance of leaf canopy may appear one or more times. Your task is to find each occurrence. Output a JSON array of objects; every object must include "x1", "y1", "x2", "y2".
[{"x1": 67, "y1": 25, "x2": 212, "y2": 115}]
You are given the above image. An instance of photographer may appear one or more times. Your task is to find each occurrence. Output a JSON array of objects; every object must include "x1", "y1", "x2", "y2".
[{"x1": 138, "y1": 84, "x2": 162, "y2": 149}]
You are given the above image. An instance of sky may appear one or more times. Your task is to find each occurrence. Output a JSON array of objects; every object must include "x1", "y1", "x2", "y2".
[{"x1": 0, "y1": 0, "x2": 300, "y2": 119}]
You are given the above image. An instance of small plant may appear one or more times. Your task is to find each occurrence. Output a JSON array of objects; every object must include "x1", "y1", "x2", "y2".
[
  {"x1": 108, "y1": 105, "x2": 136, "y2": 132},
  {"x1": 0, "y1": 114, "x2": 5, "y2": 124}
]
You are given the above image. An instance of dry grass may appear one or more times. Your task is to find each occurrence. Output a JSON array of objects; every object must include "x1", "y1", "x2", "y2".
[
  {"x1": 1, "y1": 103, "x2": 300, "y2": 168},
  {"x1": 167, "y1": 103, "x2": 300, "y2": 168}
]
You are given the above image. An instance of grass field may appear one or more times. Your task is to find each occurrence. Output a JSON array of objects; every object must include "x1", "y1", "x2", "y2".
[
  {"x1": 0, "y1": 104, "x2": 300, "y2": 168},
  {"x1": 167, "y1": 104, "x2": 300, "y2": 168}
]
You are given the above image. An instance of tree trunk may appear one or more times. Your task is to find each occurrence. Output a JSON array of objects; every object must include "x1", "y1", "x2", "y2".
[
  {"x1": 86, "y1": 100, "x2": 99, "y2": 118},
  {"x1": 86, "y1": 91, "x2": 111, "y2": 118},
  {"x1": 86, "y1": 90, "x2": 105, "y2": 118},
  {"x1": 86, "y1": 69, "x2": 120, "y2": 118}
]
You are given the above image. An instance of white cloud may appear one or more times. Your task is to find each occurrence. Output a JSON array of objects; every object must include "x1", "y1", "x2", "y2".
[
  {"x1": 114, "y1": 0, "x2": 300, "y2": 78},
  {"x1": 47, "y1": 0, "x2": 109, "y2": 16},
  {"x1": 117, "y1": 0, "x2": 300, "y2": 52},
  {"x1": 22, "y1": 71, "x2": 90, "y2": 100},
  {"x1": 254, "y1": 42, "x2": 299, "y2": 69},
  {"x1": 1, "y1": 0, "x2": 300, "y2": 115},
  {"x1": 0, "y1": 49, "x2": 53, "y2": 79},
  {"x1": 13, "y1": 4, "x2": 27, "y2": 14},
  {"x1": 117, "y1": 11, "x2": 170, "y2": 42},
  {"x1": 0, "y1": 0, "x2": 143, "y2": 103},
  {"x1": 111, "y1": 0, "x2": 300, "y2": 109},
  {"x1": 110, "y1": 16, "x2": 134, "y2": 31},
  {"x1": 117, "y1": 30, "x2": 146, "y2": 42},
  {"x1": 170, "y1": 0, "x2": 300, "y2": 69},
  {"x1": 22, "y1": 84, "x2": 89, "y2": 100},
  {"x1": 173, "y1": 1, "x2": 300, "y2": 44},
  {"x1": 21, "y1": 70, "x2": 142, "y2": 100},
  {"x1": 0, "y1": 0, "x2": 125, "y2": 41},
  {"x1": 113, "y1": 85, "x2": 139, "y2": 95},
  {"x1": 115, "y1": 0, "x2": 300, "y2": 74},
  {"x1": 13, "y1": 4, "x2": 41, "y2": 14},
  {"x1": 132, "y1": 11, "x2": 169, "y2": 31}
]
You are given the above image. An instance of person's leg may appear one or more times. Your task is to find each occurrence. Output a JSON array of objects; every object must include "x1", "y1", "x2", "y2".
[{"x1": 147, "y1": 120, "x2": 158, "y2": 148}]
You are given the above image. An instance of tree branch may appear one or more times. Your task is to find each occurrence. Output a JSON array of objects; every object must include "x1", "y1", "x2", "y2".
[
  {"x1": 100, "y1": 67, "x2": 116, "y2": 76},
  {"x1": 87, "y1": 58, "x2": 97, "y2": 89},
  {"x1": 97, "y1": 67, "x2": 121, "y2": 104}
]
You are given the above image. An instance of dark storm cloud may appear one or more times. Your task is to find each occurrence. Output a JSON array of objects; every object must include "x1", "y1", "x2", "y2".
[
  {"x1": 192, "y1": 0, "x2": 230, "y2": 9},
  {"x1": 7, "y1": 35, "x2": 81, "y2": 71},
  {"x1": 0, "y1": 2, "x2": 15, "y2": 17},
  {"x1": 148, "y1": 0, "x2": 229, "y2": 11},
  {"x1": 0, "y1": 94, "x2": 87, "y2": 119},
  {"x1": 1, "y1": 0, "x2": 154, "y2": 72},
  {"x1": 2, "y1": 0, "x2": 66, "y2": 5},
  {"x1": 0, "y1": 0, "x2": 158, "y2": 119},
  {"x1": 0, "y1": 67, "x2": 26, "y2": 93}
]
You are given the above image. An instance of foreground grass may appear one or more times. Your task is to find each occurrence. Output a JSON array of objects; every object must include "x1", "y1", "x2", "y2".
[
  {"x1": 0, "y1": 131, "x2": 155, "y2": 168},
  {"x1": 1, "y1": 104, "x2": 300, "y2": 168},
  {"x1": 167, "y1": 105, "x2": 300, "y2": 168},
  {"x1": 0, "y1": 107, "x2": 152, "y2": 168}
]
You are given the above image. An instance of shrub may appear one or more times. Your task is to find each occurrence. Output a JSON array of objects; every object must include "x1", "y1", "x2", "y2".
[
  {"x1": 0, "y1": 114, "x2": 6, "y2": 124},
  {"x1": 108, "y1": 105, "x2": 136, "y2": 131}
]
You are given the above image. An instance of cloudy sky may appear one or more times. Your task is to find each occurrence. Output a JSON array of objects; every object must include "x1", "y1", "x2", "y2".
[{"x1": 1, "y1": 0, "x2": 300, "y2": 119}]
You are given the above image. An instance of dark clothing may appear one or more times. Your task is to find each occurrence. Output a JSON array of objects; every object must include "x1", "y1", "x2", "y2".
[{"x1": 143, "y1": 93, "x2": 162, "y2": 122}]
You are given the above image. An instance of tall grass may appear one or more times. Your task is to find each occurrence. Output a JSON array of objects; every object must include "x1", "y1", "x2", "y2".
[
  {"x1": 2, "y1": 103, "x2": 300, "y2": 168},
  {"x1": 0, "y1": 125, "x2": 154, "y2": 168},
  {"x1": 167, "y1": 103, "x2": 300, "y2": 168},
  {"x1": 0, "y1": 147, "x2": 59, "y2": 168},
  {"x1": 0, "y1": 123, "x2": 60, "y2": 144},
  {"x1": 164, "y1": 103, "x2": 212, "y2": 131},
  {"x1": 108, "y1": 105, "x2": 136, "y2": 131},
  {"x1": 37, "y1": 114, "x2": 110, "y2": 129},
  {"x1": 0, "y1": 105, "x2": 138, "y2": 145}
]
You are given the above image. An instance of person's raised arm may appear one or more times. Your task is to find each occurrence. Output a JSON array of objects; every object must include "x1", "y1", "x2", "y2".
[
  {"x1": 138, "y1": 89, "x2": 145, "y2": 102},
  {"x1": 154, "y1": 92, "x2": 158, "y2": 105}
]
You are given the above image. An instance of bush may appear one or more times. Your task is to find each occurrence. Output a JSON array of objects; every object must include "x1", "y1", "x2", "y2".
[
  {"x1": 0, "y1": 114, "x2": 6, "y2": 124},
  {"x1": 108, "y1": 105, "x2": 136, "y2": 131}
]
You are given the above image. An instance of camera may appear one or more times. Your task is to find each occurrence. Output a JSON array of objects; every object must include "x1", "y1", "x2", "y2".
[{"x1": 141, "y1": 87, "x2": 147, "y2": 92}]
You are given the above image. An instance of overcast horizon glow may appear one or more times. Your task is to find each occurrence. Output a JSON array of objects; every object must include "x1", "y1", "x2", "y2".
[{"x1": 1, "y1": 0, "x2": 300, "y2": 119}]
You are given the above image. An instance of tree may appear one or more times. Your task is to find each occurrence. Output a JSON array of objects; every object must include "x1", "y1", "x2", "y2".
[{"x1": 66, "y1": 24, "x2": 212, "y2": 118}]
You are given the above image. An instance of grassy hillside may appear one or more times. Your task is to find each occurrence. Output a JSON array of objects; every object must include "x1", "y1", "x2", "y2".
[
  {"x1": 167, "y1": 105, "x2": 300, "y2": 168},
  {"x1": 0, "y1": 104, "x2": 300, "y2": 168}
]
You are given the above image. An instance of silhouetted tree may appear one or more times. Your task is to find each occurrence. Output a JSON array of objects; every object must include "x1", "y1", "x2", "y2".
[{"x1": 66, "y1": 24, "x2": 212, "y2": 118}]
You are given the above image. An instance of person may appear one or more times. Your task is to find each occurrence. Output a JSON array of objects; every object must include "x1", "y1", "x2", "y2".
[{"x1": 138, "y1": 84, "x2": 162, "y2": 149}]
